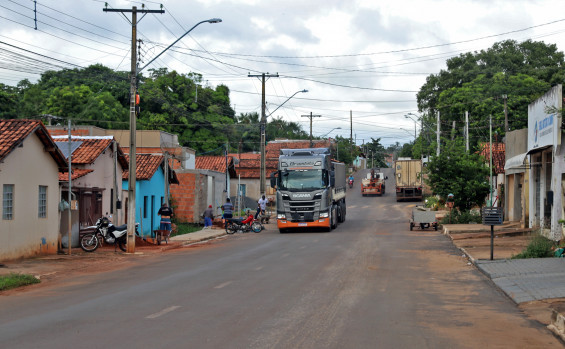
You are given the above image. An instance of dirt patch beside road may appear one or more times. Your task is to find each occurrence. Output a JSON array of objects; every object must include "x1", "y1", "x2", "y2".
[{"x1": 0, "y1": 240, "x2": 185, "y2": 295}]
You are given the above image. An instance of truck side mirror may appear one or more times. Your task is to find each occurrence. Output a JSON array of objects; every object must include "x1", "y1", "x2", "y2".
[
  {"x1": 270, "y1": 172, "x2": 277, "y2": 189},
  {"x1": 330, "y1": 171, "x2": 335, "y2": 187}
]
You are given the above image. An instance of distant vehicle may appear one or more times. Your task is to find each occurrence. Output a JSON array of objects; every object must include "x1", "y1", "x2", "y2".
[
  {"x1": 271, "y1": 148, "x2": 346, "y2": 233},
  {"x1": 361, "y1": 169, "x2": 387, "y2": 196},
  {"x1": 394, "y1": 158, "x2": 423, "y2": 201}
]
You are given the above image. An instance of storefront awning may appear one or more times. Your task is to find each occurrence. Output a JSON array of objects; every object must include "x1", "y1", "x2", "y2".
[
  {"x1": 526, "y1": 144, "x2": 552, "y2": 155},
  {"x1": 504, "y1": 152, "x2": 528, "y2": 174}
]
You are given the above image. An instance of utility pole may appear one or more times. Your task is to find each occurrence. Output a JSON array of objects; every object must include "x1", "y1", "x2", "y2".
[
  {"x1": 104, "y1": 5, "x2": 164, "y2": 253},
  {"x1": 301, "y1": 112, "x2": 321, "y2": 147},
  {"x1": 248, "y1": 72, "x2": 279, "y2": 196},
  {"x1": 350, "y1": 110, "x2": 353, "y2": 160},
  {"x1": 503, "y1": 94, "x2": 509, "y2": 132},
  {"x1": 465, "y1": 111, "x2": 469, "y2": 152},
  {"x1": 436, "y1": 111, "x2": 440, "y2": 156},
  {"x1": 489, "y1": 115, "x2": 493, "y2": 206}
]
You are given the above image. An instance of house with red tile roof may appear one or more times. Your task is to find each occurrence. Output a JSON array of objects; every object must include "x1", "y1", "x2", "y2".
[
  {"x1": 0, "y1": 119, "x2": 67, "y2": 260},
  {"x1": 52, "y1": 135, "x2": 129, "y2": 239},
  {"x1": 122, "y1": 154, "x2": 179, "y2": 237},
  {"x1": 167, "y1": 155, "x2": 234, "y2": 223},
  {"x1": 47, "y1": 126, "x2": 195, "y2": 170}
]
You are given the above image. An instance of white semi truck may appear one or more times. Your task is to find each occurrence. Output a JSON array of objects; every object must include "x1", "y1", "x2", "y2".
[{"x1": 270, "y1": 148, "x2": 346, "y2": 233}]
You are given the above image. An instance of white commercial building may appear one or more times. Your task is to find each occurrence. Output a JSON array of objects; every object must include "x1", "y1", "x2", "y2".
[{"x1": 527, "y1": 84, "x2": 564, "y2": 240}]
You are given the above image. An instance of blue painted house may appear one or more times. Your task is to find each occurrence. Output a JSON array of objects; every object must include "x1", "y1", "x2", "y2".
[{"x1": 123, "y1": 154, "x2": 179, "y2": 237}]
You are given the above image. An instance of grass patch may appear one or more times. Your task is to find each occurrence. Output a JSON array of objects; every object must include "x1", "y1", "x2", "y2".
[
  {"x1": 0, "y1": 273, "x2": 40, "y2": 291},
  {"x1": 512, "y1": 235, "x2": 555, "y2": 259},
  {"x1": 171, "y1": 223, "x2": 202, "y2": 237}
]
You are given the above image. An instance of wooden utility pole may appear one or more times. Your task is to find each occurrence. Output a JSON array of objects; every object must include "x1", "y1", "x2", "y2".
[
  {"x1": 104, "y1": 5, "x2": 164, "y2": 253},
  {"x1": 301, "y1": 112, "x2": 321, "y2": 147},
  {"x1": 248, "y1": 72, "x2": 279, "y2": 195}
]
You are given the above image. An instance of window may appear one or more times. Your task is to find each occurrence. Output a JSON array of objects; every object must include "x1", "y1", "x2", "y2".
[
  {"x1": 143, "y1": 196, "x2": 148, "y2": 218},
  {"x1": 3, "y1": 184, "x2": 14, "y2": 220},
  {"x1": 38, "y1": 186, "x2": 47, "y2": 218}
]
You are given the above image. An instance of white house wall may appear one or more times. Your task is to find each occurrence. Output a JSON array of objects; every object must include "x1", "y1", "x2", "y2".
[
  {"x1": 0, "y1": 134, "x2": 60, "y2": 260},
  {"x1": 72, "y1": 147, "x2": 125, "y2": 226}
]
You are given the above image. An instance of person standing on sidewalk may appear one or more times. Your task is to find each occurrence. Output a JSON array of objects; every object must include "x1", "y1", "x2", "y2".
[
  {"x1": 202, "y1": 205, "x2": 214, "y2": 229},
  {"x1": 256, "y1": 195, "x2": 268, "y2": 219},
  {"x1": 222, "y1": 198, "x2": 234, "y2": 227},
  {"x1": 157, "y1": 202, "x2": 173, "y2": 235}
]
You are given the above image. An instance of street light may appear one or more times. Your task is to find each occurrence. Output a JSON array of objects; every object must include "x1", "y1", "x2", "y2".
[
  {"x1": 320, "y1": 127, "x2": 341, "y2": 138},
  {"x1": 267, "y1": 89, "x2": 308, "y2": 117},
  {"x1": 139, "y1": 18, "x2": 222, "y2": 72},
  {"x1": 125, "y1": 17, "x2": 222, "y2": 253},
  {"x1": 404, "y1": 114, "x2": 417, "y2": 139},
  {"x1": 260, "y1": 89, "x2": 308, "y2": 196}
]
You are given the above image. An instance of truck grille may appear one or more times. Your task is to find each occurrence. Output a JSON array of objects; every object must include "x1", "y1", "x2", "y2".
[
  {"x1": 288, "y1": 201, "x2": 317, "y2": 222},
  {"x1": 290, "y1": 201, "x2": 314, "y2": 207}
]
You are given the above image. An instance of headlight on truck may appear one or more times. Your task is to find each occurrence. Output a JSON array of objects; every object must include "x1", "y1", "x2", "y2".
[
  {"x1": 319, "y1": 211, "x2": 329, "y2": 218},
  {"x1": 277, "y1": 213, "x2": 286, "y2": 219}
]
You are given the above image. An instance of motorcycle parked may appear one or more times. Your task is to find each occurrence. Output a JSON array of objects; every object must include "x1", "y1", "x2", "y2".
[
  {"x1": 80, "y1": 216, "x2": 138, "y2": 252},
  {"x1": 225, "y1": 216, "x2": 262, "y2": 234}
]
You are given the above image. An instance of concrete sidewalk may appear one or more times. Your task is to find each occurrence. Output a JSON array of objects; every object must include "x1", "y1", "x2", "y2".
[
  {"x1": 443, "y1": 222, "x2": 565, "y2": 340},
  {"x1": 168, "y1": 227, "x2": 226, "y2": 245}
]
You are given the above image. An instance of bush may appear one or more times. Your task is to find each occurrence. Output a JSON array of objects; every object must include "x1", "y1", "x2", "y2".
[
  {"x1": 512, "y1": 235, "x2": 555, "y2": 259},
  {"x1": 440, "y1": 209, "x2": 482, "y2": 224},
  {"x1": 424, "y1": 196, "x2": 439, "y2": 210}
]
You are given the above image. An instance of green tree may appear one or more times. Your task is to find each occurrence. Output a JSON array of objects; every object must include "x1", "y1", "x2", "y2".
[
  {"x1": 333, "y1": 136, "x2": 357, "y2": 165},
  {"x1": 267, "y1": 116, "x2": 309, "y2": 141},
  {"x1": 364, "y1": 137, "x2": 387, "y2": 167},
  {"x1": 417, "y1": 39, "x2": 565, "y2": 150},
  {"x1": 425, "y1": 139, "x2": 489, "y2": 210}
]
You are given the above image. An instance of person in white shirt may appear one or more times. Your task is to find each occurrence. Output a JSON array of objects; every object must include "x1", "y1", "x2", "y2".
[{"x1": 256, "y1": 195, "x2": 268, "y2": 219}]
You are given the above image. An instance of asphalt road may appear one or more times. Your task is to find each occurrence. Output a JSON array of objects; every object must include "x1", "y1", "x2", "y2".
[{"x1": 0, "y1": 168, "x2": 561, "y2": 348}]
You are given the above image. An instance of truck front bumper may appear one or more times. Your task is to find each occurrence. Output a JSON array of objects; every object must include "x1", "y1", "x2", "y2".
[{"x1": 277, "y1": 218, "x2": 330, "y2": 229}]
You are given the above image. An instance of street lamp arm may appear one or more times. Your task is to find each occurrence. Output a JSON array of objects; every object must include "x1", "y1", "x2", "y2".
[
  {"x1": 139, "y1": 18, "x2": 222, "y2": 73},
  {"x1": 267, "y1": 89, "x2": 308, "y2": 117}
]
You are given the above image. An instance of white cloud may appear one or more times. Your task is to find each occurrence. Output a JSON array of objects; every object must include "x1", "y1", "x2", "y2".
[{"x1": 1, "y1": 0, "x2": 565, "y2": 146}]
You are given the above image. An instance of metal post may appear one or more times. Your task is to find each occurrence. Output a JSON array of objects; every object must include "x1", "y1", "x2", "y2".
[
  {"x1": 436, "y1": 111, "x2": 440, "y2": 156},
  {"x1": 490, "y1": 225, "x2": 494, "y2": 260},
  {"x1": 489, "y1": 115, "x2": 493, "y2": 207},
  {"x1": 67, "y1": 119, "x2": 72, "y2": 255}
]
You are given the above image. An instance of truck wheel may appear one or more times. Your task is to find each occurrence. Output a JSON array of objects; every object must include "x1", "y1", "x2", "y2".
[
  {"x1": 331, "y1": 207, "x2": 338, "y2": 229},
  {"x1": 337, "y1": 205, "x2": 343, "y2": 223}
]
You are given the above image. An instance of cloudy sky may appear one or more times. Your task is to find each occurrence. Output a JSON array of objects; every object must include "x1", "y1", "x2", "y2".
[{"x1": 2, "y1": 0, "x2": 565, "y2": 146}]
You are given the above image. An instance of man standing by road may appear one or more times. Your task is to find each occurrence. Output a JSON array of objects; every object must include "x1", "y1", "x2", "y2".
[
  {"x1": 202, "y1": 205, "x2": 214, "y2": 229},
  {"x1": 256, "y1": 195, "x2": 268, "y2": 219},
  {"x1": 222, "y1": 198, "x2": 233, "y2": 227},
  {"x1": 157, "y1": 202, "x2": 173, "y2": 235}
]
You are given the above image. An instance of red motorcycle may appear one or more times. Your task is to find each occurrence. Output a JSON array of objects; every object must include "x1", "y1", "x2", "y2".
[{"x1": 348, "y1": 178, "x2": 354, "y2": 188}]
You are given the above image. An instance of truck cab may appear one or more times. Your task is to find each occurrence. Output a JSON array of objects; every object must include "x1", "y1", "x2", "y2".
[{"x1": 271, "y1": 148, "x2": 346, "y2": 233}]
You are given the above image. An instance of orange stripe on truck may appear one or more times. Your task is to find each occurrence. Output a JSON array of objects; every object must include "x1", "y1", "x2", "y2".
[{"x1": 277, "y1": 218, "x2": 330, "y2": 229}]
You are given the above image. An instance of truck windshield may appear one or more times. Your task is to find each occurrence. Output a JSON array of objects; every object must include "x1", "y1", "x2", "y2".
[{"x1": 280, "y1": 169, "x2": 326, "y2": 191}]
